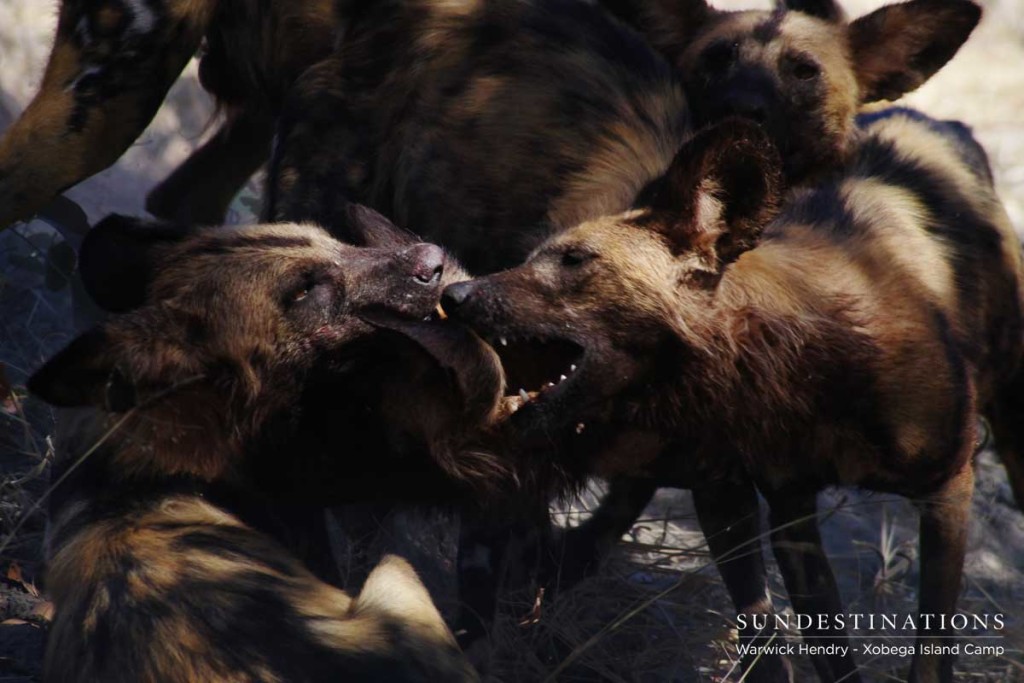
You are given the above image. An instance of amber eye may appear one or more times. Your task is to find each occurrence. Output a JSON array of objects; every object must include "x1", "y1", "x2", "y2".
[
  {"x1": 787, "y1": 54, "x2": 820, "y2": 80},
  {"x1": 702, "y1": 41, "x2": 737, "y2": 73},
  {"x1": 285, "y1": 275, "x2": 317, "y2": 307}
]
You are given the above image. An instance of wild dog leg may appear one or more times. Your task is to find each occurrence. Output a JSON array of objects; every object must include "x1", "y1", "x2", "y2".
[
  {"x1": 0, "y1": 0, "x2": 211, "y2": 229},
  {"x1": 146, "y1": 108, "x2": 274, "y2": 224},
  {"x1": 694, "y1": 479, "x2": 794, "y2": 683},
  {"x1": 547, "y1": 477, "x2": 656, "y2": 590},
  {"x1": 766, "y1": 490, "x2": 861, "y2": 683},
  {"x1": 907, "y1": 464, "x2": 973, "y2": 683},
  {"x1": 455, "y1": 502, "x2": 550, "y2": 647},
  {"x1": 989, "y1": 369, "x2": 1024, "y2": 511}
]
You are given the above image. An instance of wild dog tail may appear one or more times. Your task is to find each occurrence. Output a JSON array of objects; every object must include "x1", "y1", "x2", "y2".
[{"x1": 990, "y1": 365, "x2": 1024, "y2": 512}]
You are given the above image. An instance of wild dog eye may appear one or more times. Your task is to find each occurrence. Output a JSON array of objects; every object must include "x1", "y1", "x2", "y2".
[
  {"x1": 701, "y1": 41, "x2": 737, "y2": 73},
  {"x1": 284, "y1": 275, "x2": 319, "y2": 307},
  {"x1": 561, "y1": 249, "x2": 596, "y2": 267},
  {"x1": 786, "y1": 54, "x2": 820, "y2": 80}
]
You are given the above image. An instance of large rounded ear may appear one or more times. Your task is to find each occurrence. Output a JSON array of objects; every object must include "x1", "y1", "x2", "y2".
[
  {"x1": 848, "y1": 0, "x2": 980, "y2": 103},
  {"x1": 599, "y1": 0, "x2": 716, "y2": 62},
  {"x1": 79, "y1": 214, "x2": 195, "y2": 313},
  {"x1": 28, "y1": 328, "x2": 120, "y2": 409},
  {"x1": 29, "y1": 307, "x2": 197, "y2": 411},
  {"x1": 640, "y1": 118, "x2": 782, "y2": 271},
  {"x1": 340, "y1": 204, "x2": 420, "y2": 249},
  {"x1": 779, "y1": 0, "x2": 845, "y2": 23}
]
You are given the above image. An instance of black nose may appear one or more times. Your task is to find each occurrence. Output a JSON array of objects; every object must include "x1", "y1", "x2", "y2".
[
  {"x1": 441, "y1": 281, "x2": 475, "y2": 313},
  {"x1": 405, "y1": 243, "x2": 445, "y2": 285}
]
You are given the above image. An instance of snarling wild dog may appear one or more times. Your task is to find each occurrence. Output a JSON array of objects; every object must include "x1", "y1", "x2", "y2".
[
  {"x1": 442, "y1": 113, "x2": 1024, "y2": 682},
  {"x1": 0, "y1": 0, "x2": 336, "y2": 229},
  {"x1": 599, "y1": 0, "x2": 980, "y2": 183},
  {"x1": 29, "y1": 214, "x2": 507, "y2": 682},
  {"x1": 265, "y1": 0, "x2": 690, "y2": 274}
]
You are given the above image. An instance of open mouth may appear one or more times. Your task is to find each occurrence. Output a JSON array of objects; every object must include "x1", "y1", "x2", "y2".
[{"x1": 487, "y1": 334, "x2": 585, "y2": 416}]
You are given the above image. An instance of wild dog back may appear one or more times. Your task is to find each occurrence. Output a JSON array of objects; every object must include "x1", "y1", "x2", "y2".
[
  {"x1": 42, "y1": 486, "x2": 475, "y2": 683},
  {"x1": 601, "y1": 0, "x2": 980, "y2": 182},
  {"x1": 266, "y1": 0, "x2": 690, "y2": 273}
]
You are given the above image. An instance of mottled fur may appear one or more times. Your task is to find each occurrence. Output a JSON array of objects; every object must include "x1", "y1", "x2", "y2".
[
  {"x1": 30, "y1": 217, "x2": 504, "y2": 682},
  {"x1": 444, "y1": 112, "x2": 1024, "y2": 683},
  {"x1": 0, "y1": 0, "x2": 336, "y2": 228},
  {"x1": 601, "y1": 0, "x2": 980, "y2": 182},
  {"x1": 265, "y1": 0, "x2": 690, "y2": 273}
]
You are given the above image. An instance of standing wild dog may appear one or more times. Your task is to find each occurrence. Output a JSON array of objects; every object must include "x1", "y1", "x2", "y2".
[
  {"x1": 441, "y1": 113, "x2": 1024, "y2": 683},
  {"x1": 265, "y1": 0, "x2": 690, "y2": 274},
  {"x1": 0, "y1": 0, "x2": 337, "y2": 229},
  {"x1": 600, "y1": 0, "x2": 980, "y2": 183},
  {"x1": 29, "y1": 213, "x2": 507, "y2": 682}
]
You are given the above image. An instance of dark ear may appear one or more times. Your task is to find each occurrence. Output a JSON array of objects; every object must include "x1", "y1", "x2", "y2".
[
  {"x1": 600, "y1": 0, "x2": 715, "y2": 62},
  {"x1": 80, "y1": 214, "x2": 194, "y2": 313},
  {"x1": 642, "y1": 118, "x2": 782, "y2": 269},
  {"x1": 29, "y1": 307, "x2": 197, "y2": 411},
  {"x1": 27, "y1": 328, "x2": 124, "y2": 408},
  {"x1": 342, "y1": 204, "x2": 420, "y2": 249},
  {"x1": 779, "y1": 0, "x2": 845, "y2": 22},
  {"x1": 848, "y1": 0, "x2": 980, "y2": 103}
]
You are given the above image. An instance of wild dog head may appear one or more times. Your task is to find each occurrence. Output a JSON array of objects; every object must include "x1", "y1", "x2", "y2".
[
  {"x1": 441, "y1": 120, "x2": 781, "y2": 472},
  {"x1": 602, "y1": 0, "x2": 980, "y2": 181},
  {"x1": 30, "y1": 207, "x2": 504, "y2": 491}
]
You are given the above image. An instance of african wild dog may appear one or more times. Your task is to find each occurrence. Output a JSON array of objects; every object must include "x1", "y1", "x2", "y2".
[
  {"x1": 599, "y1": 0, "x2": 981, "y2": 183},
  {"x1": 265, "y1": 0, "x2": 690, "y2": 274},
  {"x1": 0, "y1": 0, "x2": 336, "y2": 229},
  {"x1": 442, "y1": 112, "x2": 1024, "y2": 682},
  {"x1": 29, "y1": 213, "x2": 507, "y2": 682}
]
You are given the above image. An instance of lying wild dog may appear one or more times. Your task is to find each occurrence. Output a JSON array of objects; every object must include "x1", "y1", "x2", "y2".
[
  {"x1": 75, "y1": 206, "x2": 512, "y2": 589},
  {"x1": 441, "y1": 113, "x2": 1024, "y2": 683},
  {"x1": 29, "y1": 214, "x2": 506, "y2": 682},
  {"x1": 265, "y1": 0, "x2": 690, "y2": 274},
  {"x1": 0, "y1": 0, "x2": 336, "y2": 229},
  {"x1": 599, "y1": 0, "x2": 981, "y2": 183}
]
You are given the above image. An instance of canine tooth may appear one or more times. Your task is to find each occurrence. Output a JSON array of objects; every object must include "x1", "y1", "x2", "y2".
[
  {"x1": 519, "y1": 389, "x2": 530, "y2": 402},
  {"x1": 559, "y1": 375, "x2": 567, "y2": 382},
  {"x1": 547, "y1": 382, "x2": 555, "y2": 388},
  {"x1": 570, "y1": 364, "x2": 577, "y2": 372},
  {"x1": 500, "y1": 337, "x2": 508, "y2": 347},
  {"x1": 435, "y1": 303, "x2": 447, "y2": 320},
  {"x1": 575, "y1": 422, "x2": 586, "y2": 434}
]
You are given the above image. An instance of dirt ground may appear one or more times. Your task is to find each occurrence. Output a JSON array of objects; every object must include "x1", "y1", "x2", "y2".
[{"x1": 1, "y1": 0, "x2": 1024, "y2": 681}]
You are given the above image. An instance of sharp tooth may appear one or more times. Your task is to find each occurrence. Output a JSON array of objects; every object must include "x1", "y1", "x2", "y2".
[
  {"x1": 519, "y1": 389, "x2": 530, "y2": 402},
  {"x1": 575, "y1": 422, "x2": 586, "y2": 434},
  {"x1": 570, "y1": 364, "x2": 577, "y2": 372},
  {"x1": 500, "y1": 337, "x2": 508, "y2": 347},
  {"x1": 547, "y1": 382, "x2": 555, "y2": 388},
  {"x1": 509, "y1": 402, "x2": 519, "y2": 414},
  {"x1": 559, "y1": 374, "x2": 567, "y2": 382}
]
